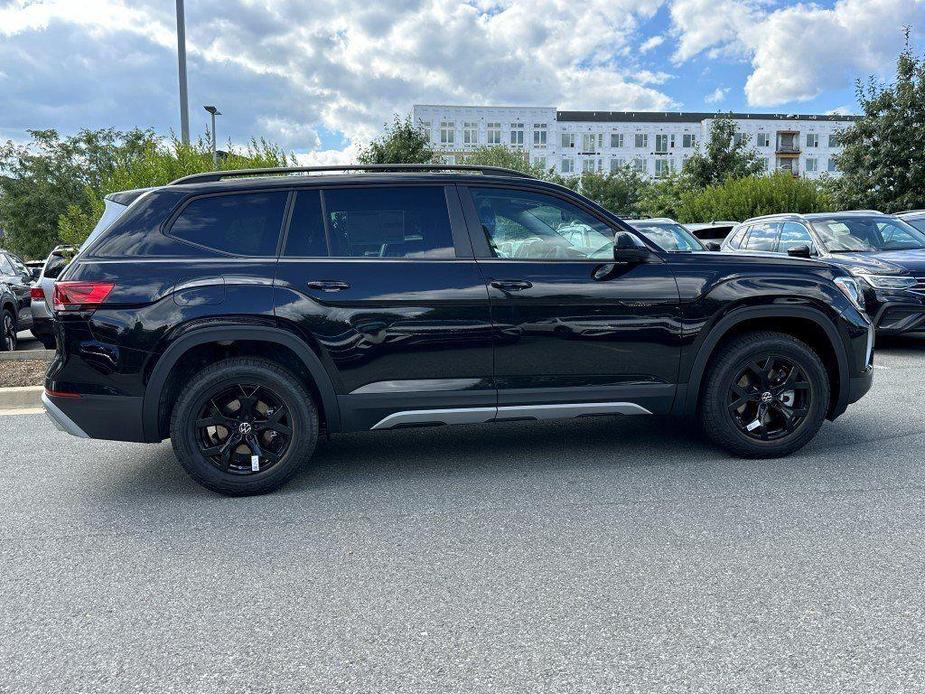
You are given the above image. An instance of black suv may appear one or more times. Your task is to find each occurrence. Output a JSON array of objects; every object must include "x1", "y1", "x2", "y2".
[
  {"x1": 722, "y1": 211, "x2": 925, "y2": 335},
  {"x1": 43, "y1": 165, "x2": 874, "y2": 495}
]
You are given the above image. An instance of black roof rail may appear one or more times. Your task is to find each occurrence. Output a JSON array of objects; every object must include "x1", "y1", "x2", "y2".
[{"x1": 168, "y1": 164, "x2": 536, "y2": 186}]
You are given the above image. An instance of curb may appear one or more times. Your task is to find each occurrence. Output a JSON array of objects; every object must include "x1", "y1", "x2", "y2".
[
  {"x1": 0, "y1": 349, "x2": 54, "y2": 362},
  {"x1": 0, "y1": 386, "x2": 44, "y2": 412}
]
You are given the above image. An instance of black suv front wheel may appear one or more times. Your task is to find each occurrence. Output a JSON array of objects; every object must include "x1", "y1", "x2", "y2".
[
  {"x1": 170, "y1": 357, "x2": 318, "y2": 495},
  {"x1": 700, "y1": 331, "x2": 830, "y2": 458}
]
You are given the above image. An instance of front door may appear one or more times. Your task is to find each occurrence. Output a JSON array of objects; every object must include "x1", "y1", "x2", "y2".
[
  {"x1": 273, "y1": 184, "x2": 495, "y2": 431},
  {"x1": 459, "y1": 184, "x2": 681, "y2": 416},
  {"x1": 0, "y1": 252, "x2": 32, "y2": 329}
]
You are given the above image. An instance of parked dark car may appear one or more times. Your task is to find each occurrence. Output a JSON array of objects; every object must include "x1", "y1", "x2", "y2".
[
  {"x1": 625, "y1": 218, "x2": 719, "y2": 251},
  {"x1": 897, "y1": 210, "x2": 925, "y2": 235},
  {"x1": 0, "y1": 248, "x2": 33, "y2": 350},
  {"x1": 44, "y1": 165, "x2": 874, "y2": 495},
  {"x1": 722, "y1": 211, "x2": 925, "y2": 335}
]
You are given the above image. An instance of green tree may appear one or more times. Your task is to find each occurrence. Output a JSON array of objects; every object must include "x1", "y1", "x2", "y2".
[
  {"x1": 676, "y1": 172, "x2": 834, "y2": 223},
  {"x1": 0, "y1": 128, "x2": 153, "y2": 259},
  {"x1": 637, "y1": 172, "x2": 696, "y2": 219},
  {"x1": 463, "y1": 145, "x2": 546, "y2": 176},
  {"x1": 575, "y1": 167, "x2": 647, "y2": 217},
  {"x1": 58, "y1": 134, "x2": 291, "y2": 247},
  {"x1": 357, "y1": 114, "x2": 434, "y2": 164},
  {"x1": 831, "y1": 31, "x2": 925, "y2": 212},
  {"x1": 683, "y1": 114, "x2": 764, "y2": 189}
]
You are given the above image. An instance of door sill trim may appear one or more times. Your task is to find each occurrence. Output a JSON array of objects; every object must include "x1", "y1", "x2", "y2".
[{"x1": 370, "y1": 402, "x2": 652, "y2": 430}]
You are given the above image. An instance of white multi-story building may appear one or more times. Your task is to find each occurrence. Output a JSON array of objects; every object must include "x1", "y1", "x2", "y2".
[{"x1": 412, "y1": 105, "x2": 858, "y2": 179}]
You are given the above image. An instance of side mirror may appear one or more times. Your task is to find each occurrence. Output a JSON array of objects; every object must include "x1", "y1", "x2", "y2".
[
  {"x1": 613, "y1": 231, "x2": 651, "y2": 264},
  {"x1": 787, "y1": 245, "x2": 812, "y2": 258},
  {"x1": 705, "y1": 241, "x2": 722, "y2": 251}
]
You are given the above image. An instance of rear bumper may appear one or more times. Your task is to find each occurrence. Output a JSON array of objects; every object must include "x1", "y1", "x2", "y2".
[
  {"x1": 30, "y1": 315, "x2": 54, "y2": 339},
  {"x1": 42, "y1": 391, "x2": 146, "y2": 442},
  {"x1": 42, "y1": 392, "x2": 89, "y2": 438}
]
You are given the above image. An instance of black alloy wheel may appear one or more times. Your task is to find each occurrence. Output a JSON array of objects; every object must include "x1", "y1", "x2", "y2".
[
  {"x1": 195, "y1": 384, "x2": 293, "y2": 475},
  {"x1": 1, "y1": 311, "x2": 16, "y2": 352},
  {"x1": 727, "y1": 355, "x2": 811, "y2": 441}
]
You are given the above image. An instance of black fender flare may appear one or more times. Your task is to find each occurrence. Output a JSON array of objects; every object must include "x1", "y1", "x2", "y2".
[
  {"x1": 676, "y1": 305, "x2": 850, "y2": 418},
  {"x1": 142, "y1": 325, "x2": 341, "y2": 442}
]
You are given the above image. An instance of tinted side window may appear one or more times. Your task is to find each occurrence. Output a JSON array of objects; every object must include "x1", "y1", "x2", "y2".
[
  {"x1": 44, "y1": 255, "x2": 70, "y2": 279},
  {"x1": 778, "y1": 222, "x2": 815, "y2": 253},
  {"x1": 324, "y1": 186, "x2": 454, "y2": 259},
  {"x1": 727, "y1": 226, "x2": 748, "y2": 248},
  {"x1": 470, "y1": 187, "x2": 615, "y2": 260},
  {"x1": 170, "y1": 191, "x2": 288, "y2": 256},
  {"x1": 284, "y1": 190, "x2": 327, "y2": 257},
  {"x1": 744, "y1": 222, "x2": 780, "y2": 251}
]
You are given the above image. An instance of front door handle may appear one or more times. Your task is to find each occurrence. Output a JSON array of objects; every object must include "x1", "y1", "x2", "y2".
[
  {"x1": 307, "y1": 280, "x2": 350, "y2": 292},
  {"x1": 490, "y1": 279, "x2": 533, "y2": 292}
]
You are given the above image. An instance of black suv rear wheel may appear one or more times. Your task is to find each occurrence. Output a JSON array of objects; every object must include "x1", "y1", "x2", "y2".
[
  {"x1": 700, "y1": 331, "x2": 830, "y2": 458},
  {"x1": 170, "y1": 357, "x2": 318, "y2": 495}
]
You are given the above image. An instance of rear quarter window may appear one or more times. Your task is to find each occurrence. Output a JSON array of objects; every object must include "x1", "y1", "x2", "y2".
[{"x1": 169, "y1": 191, "x2": 289, "y2": 256}]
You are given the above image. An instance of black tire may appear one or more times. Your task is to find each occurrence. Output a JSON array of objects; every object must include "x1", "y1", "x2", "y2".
[
  {"x1": 170, "y1": 357, "x2": 318, "y2": 495},
  {"x1": 0, "y1": 309, "x2": 17, "y2": 352},
  {"x1": 700, "y1": 331, "x2": 830, "y2": 458}
]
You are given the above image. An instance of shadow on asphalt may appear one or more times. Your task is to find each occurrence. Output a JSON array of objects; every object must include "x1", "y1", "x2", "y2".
[
  {"x1": 115, "y1": 415, "x2": 714, "y2": 499},
  {"x1": 875, "y1": 333, "x2": 925, "y2": 353}
]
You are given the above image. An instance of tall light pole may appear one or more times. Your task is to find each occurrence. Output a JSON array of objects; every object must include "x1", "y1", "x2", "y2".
[
  {"x1": 204, "y1": 106, "x2": 221, "y2": 169},
  {"x1": 176, "y1": 0, "x2": 190, "y2": 144}
]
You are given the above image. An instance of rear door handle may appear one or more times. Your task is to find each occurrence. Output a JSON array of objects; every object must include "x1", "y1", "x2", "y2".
[
  {"x1": 307, "y1": 280, "x2": 350, "y2": 292},
  {"x1": 490, "y1": 279, "x2": 533, "y2": 292}
]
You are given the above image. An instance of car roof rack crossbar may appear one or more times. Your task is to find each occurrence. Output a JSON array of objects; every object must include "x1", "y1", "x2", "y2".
[{"x1": 169, "y1": 164, "x2": 536, "y2": 186}]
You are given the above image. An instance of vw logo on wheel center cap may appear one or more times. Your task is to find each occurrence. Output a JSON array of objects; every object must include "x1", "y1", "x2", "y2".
[
  {"x1": 761, "y1": 391, "x2": 774, "y2": 404},
  {"x1": 238, "y1": 422, "x2": 253, "y2": 436}
]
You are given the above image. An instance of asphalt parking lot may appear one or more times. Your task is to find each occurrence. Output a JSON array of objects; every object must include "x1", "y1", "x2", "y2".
[{"x1": 2, "y1": 338, "x2": 925, "y2": 692}]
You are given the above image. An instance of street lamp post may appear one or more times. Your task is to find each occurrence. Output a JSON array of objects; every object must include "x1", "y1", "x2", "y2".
[
  {"x1": 204, "y1": 106, "x2": 222, "y2": 169},
  {"x1": 176, "y1": 0, "x2": 190, "y2": 145}
]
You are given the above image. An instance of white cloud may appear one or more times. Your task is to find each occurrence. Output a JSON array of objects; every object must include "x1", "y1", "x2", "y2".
[
  {"x1": 825, "y1": 105, "x2": 854, "y2": 116},
  {"x1": 640, "y1": 35, "x2": 665, "y2": 53},
  {"x1": 668, "y1": 0, "x2": 925, "y2": 106},
  {"x1": 0, "y1": 0, "x2": 677, "y2": 161},
  {"x1": 705, "y1": 86, "x2": 729, "y2": 103}
]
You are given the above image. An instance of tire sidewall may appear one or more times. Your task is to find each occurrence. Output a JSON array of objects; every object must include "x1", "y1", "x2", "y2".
[
  {"x1": 705, "y1": 336, "x2": 829, "y2": 457},
  {"x1": 1, "y1": 311, "x2": 16, "y2": 352},
  {"x1": 171, "y1": 359, "x2": 317, "y2": 495}
]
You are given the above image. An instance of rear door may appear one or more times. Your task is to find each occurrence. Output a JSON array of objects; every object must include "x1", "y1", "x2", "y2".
[
  {"x1": 273, "y1": 183, "x2": 494, "y2": 431},
  {"x1": 459, "y1": 184, "x2": 682, "y2": 416}
]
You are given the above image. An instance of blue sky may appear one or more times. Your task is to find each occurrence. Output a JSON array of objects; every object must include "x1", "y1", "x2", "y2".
[{"x1": 1, "y1": 0, "x2": 922, "y2": 162}]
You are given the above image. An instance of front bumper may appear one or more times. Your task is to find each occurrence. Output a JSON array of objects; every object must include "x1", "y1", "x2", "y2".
[
  {"x1": 848, "y1": 367, "x2": 874, "y2": 405},
  {"x1": 870, "y1": 301, "x2": 925, "y2": 335}
]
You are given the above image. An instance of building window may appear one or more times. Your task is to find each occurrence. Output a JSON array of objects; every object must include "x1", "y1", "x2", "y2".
[
  {"x1": 761, "y1": 157, "x2": 770, "y2": 171},
  {"x1": 581, "y1": 133, "x2": 602, "y2": 153},
  {"x1": 805, "y1": 157, "x2": 818, "y2": 172},
  {"x1": 827, "y1": 158, "x2": 837, "y2": 173},
  {"x1": 533, "y1": 156, "x2": 546, "y2": 170},
  {"x1": 682, "y1": 133, "x2": 697, "y2": 148},
  {"x1": 561, "y1": 133, "x2": 575, "y2": 148},
  {"x1": 633, "y1": 157, "x2": 646, "y2": 174},
  {"x1": 732, "y1": 132, "x2": 745, "y2": 146},
  {"x1": 634, "y1": 133, "x2": 648, "y2": 148},
  {"x1": 561, "y1": 157, "x2": 574, "y2": 174},
  {"x1": 655, "y1": 158, "x2": 671, "y2": 177},
  {"x1": 442, "y1": 155, "x2": 457, "y2": 165},
  {"x1": 510, "y1": 123, "x2": 524, "y2": 147},
  {"x1": 421, "y1": 122, "x2": 431, "y2": 143},
  {"x1": 533, "y1": 124, "x2": 547, "y2": 147},
  {"x1": 828, "y1": 133, "x2": 839, "y2": 148},
  {"x1": 655, "y1": 134, "x2": 669, "y2": 153},
  {"x1": 610, "y1": 158, "x2": 626, "y2": 173},
  {"x1": 581, "y1": 158, "x2": 603, "y2": 173},
  {"x1": 440, "y1": 121, "x2": 455, "y2": 146},
  {"x1": 806, "y1": 133, "x2": 819, "y2": 148},
  {"x1": 756, "y1": 133, "x2": 770, "y2": 148},
  {"x1": 463, "y1": 122, "x2": 479, "y2": 146},
  {"x1": 611, "y1": 133, "x2": 624, "y2": 148},
  {"x1": 487, "y1": 122, "x2": 502, "y2": 145}
]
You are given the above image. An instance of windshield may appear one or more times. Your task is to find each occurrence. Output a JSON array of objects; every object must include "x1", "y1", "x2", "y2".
[
  {"x1": 632, "y1": 222, "x2": 705, "y2": 251},
  {"x1": 810, "y1": 216, "x2": 925, "y2": 253}
]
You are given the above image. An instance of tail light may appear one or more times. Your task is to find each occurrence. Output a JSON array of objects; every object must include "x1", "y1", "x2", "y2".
[
  {"x1": 53, "y1": 281, "x2": 115, "y2": 312},
  {"x1": 30, "y1": 286, "x2": 45, "y2": 301}
]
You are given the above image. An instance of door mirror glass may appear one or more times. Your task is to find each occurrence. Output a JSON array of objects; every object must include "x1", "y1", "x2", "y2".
[{"x1": 613, "y1": 231, "x2": 651, "y2": 263}]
